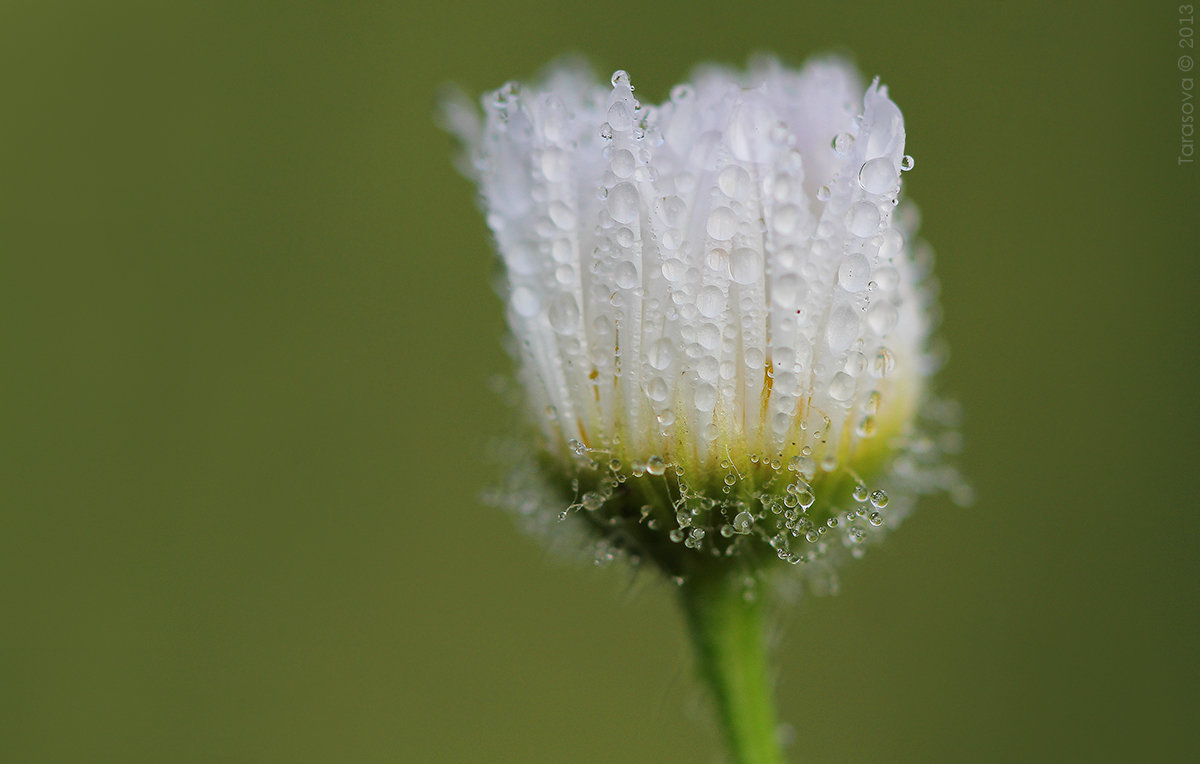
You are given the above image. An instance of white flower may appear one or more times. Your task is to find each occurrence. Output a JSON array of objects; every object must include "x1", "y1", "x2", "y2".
[{"x1": 448, "y1": 57, "x2": 955, "y2": 572}]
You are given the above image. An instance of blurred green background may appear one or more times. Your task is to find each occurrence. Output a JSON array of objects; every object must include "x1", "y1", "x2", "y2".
[{"x1": 2, "y1": 1, "x2": 1197, "y2": 761}]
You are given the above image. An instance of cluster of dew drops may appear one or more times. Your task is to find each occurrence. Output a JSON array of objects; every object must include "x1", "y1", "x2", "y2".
[{"x1": 559, "y1": 435, "x2": 892, "y2": 571}]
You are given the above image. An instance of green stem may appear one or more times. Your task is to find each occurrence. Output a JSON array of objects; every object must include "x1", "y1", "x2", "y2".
[{"x1": 679, "y1": 568, "x2": 786, "y2": 764}]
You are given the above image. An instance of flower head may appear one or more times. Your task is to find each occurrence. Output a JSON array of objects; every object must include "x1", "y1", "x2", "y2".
[{"x1": 447, "y1": 57, "x2": 961, "y2": 582}]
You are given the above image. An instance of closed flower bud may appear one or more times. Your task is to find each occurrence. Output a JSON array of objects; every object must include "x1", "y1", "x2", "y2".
[{"x1": 447, "y1": 57, "x2": 962, "y2": 585}]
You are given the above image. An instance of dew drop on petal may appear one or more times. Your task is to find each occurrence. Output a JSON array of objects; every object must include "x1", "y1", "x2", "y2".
[
  {"x1": 829, "y1": 371, "x2": 856, "y2": 402},
  {"x1": 697, "y1": 286, "x2": 725, "y2": 318},
  {"x1": 615, "y1": 261, "x2": 639, "y2": 289},
  {"x1": 847, "y1": 202, "x2": 881, "y2": 237},
  {"x1": 837, "y1": 253, "x2": 871, "y2": 292},
  {"x1": 610, "y1": 148, "x2": 635, "y2": 178},
  {"x1": 867, "y1": 301, "x2": 899, "y2": 335},
  {"x1": 718, "y1": 165, "x2": 753, "y2": 200},
  {"x1": 511, "y1": 286, "x2": 539, "y2": 317},
  {"x1": 772, "y1": 274, "x2": 804, "y2": 309},
  {"x1": 827, "y1": 306, "x2": 859, "y2": 351},
  {"x1": 648, "y1": 338, "x2": 674, "y2": 370},
  {"x1": 870, "y1": 347, "x2": 895, "y2": 378},
  {"x1": 541, "y1": 148, "x2": 569, "y2": 182},
  {"x1": 661, "y1": 229, "x2": 683, "y2": 251},
  {"x1": 773, "y1": 204, "x2": 800, "y2": 235},
  {"x1": 729, "y1": 247, "x2": 762, "y2": 284},
  {"x1": 608, "y1": 182, "x2": 639, "y2": 225},
  {"x1": 879, "y1": 228, "x2": 904, "y2": 260},
  {"x1": 548, "y1": 201, "x2": 576, "y2": 229},
  {"x1": 607, "y1": 101, "x2": 633, "y2": 131},
  {"x1": 662, "y1": 257, "x2": 687, "y2": 281},
  {"x1": 706, "y1": 206, "x2": 737, "y2": 240},
  {"x1": 858, "y1": 157, "x2": 898, "y2": 195},
  {"x1": 548, "y1": 294, "x2": 580, "y2": 334},
  {"x1": 874, "y1": 265, "x2": 899, "y2": 291}
]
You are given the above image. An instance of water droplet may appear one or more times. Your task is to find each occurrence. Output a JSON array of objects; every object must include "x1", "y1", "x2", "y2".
[
  {"x1": 870, "y1": 489, "x2": 889, "y2": 508},
  {"x1": 827, "y1": 306, "x2": 859, "y2": 351},
  {"x1": 874, "y1": 265, "x2": 899, "y2": 291},
  {"x1": 615, "y1": 261, "x2": 638, "y2": 289},
  {"x1": 670, "y1": 83, "x2": 693, "y2": 102},
  {"x1": 856, "y1": 416, "x2": 877, "y2": 437},
  {"x1": 611, "y1": 70, "x2": 631, "y2": 88},
  {"x1": 661, "y1": 257, "x2": 687, "y2": 282},
  {"x1": 733, "y1": 511, "x2": 754, "y2": 534},
  {"x1": 868, "y1": 512, "x2": 884, "y2": 526},
  {"x1": 607, "y1": 101, "x2": 633, "y2": 131},
  {"x1": 853, "y1": 484, "x2": 869, "y2": 502},
  {"x1": 548, "y1": 294, "x2": 580, "y2": 334},
  {"x1": 837, "y1": 253, "x2": 871, "y2": 292},
  {"x1": 773, "y1": 204, "x2": 800, "y2": 235},
  {"x1": 694, "y1": 382, "x2": 718, "y2": 410},
  {"x1": 816, "y1": 185, "x2": 831, "y2": 201},
  {"x1": 647, "y1": 376, "x2": 669, "y2": 403},
  {"x1": 870, "y1": 347, "x2": 895, "y2": 378},
  {"x1": 867, "y1": 301, "x2": 899, "y2": 335},
  {"x1": 858, "y1": 157, "x2": 898, "y2": 195},
  {"x1": 648, "y1": 338, "x2": 674, "y2": 370},
  {"x1": 646, "y1": 455, "x2": 666, "y2": 476},
  {"x1": 771, "y1": 274, "x2": 804, "y2": 309},
  {"x1": 792, "y1": 455, "x2": 817, "y2": 480},
  {"x1": 610, "y1": 148, "x2": 635, "y2": 178},
  {"x1": 608, "y1": 182, "x2": 639, "y2": 225},
  {"x1": 718, "y1": 165, "x2": 753, "y2": 200},
  {"x1": 879, "y1": 229, "x2": 905, "y2": 260},
  {"x1": 729, "y1": 247, "x2": 763, "y2": 284},
  {"x1": 697, "y1": 286, "x2": 725, "y2": 318},
  {"x1": 541, "y1": 148, "x2": 569, "y2": 182},
  {"x1": 900, "y1": 155, "x2": 915, "y2": 171},
  {"x1": 865, "y1": 390, "x2": 881, "y2": 413},
  {"x1": 511, "y1": 286, "x2": 539, "y2": 317},
  {"x1": 582, "y1": 492, "x2": 604, "y2": 510},
  {"x1": 706, "y1": 206, "x2": 737, "y2": 240},
  {"x1": 832, "y1": 132, "x2": 855, "y2": 154},
  {"x1": 548, "y1": 201, "x2": 576, "y2": 230},
  {"x1": 847, "y1": 202, "x2": 881, "y2": 237},
  {"x1": 829, "y1": 371, "x2": 856, "y2": 402}
]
